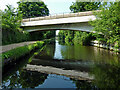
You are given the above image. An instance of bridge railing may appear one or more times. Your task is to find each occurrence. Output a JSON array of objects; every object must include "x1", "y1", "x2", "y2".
[{"x1": 22, "y1": 10, "x2": 101, "y2": 22}]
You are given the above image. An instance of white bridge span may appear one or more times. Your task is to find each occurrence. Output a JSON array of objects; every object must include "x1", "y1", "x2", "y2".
[{"x1": 21, "y1": 10, "x2": 100, "y2": 32}]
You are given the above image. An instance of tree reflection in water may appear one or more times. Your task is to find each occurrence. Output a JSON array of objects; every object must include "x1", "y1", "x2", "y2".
[
  {"x1": 91, "y1": 63, "x2": 120, "y2": 89},
  {"x1": 34, "y1": 45, "x2": 55, "y2": 60},
  {"x1": 2, "y1": 40, "x2": 120, "y2": 89},
  {"x1": 71, "y1": 79, "x2": 97, "y2": 89},
  {"x1": 2, "y1": 70, "x2": 48, "y2": 89},
  {"x1": 70, "y1": 60, "x2": 120, "y2": 89},
  {"x1": 19, "y1": 70, "x2": 48, "y2": 88}
]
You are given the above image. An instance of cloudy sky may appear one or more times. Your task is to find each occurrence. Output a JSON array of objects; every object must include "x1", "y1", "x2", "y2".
[{"x1": 0, "y1": 0, "x2": 75, "y2": 14}]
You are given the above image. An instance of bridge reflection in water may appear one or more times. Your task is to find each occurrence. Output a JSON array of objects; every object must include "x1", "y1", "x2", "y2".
[{"x1": 2, "y1": 39, "x2": 120, "y2": 89}]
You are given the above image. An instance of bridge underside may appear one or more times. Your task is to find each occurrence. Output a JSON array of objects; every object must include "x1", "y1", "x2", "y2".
[{"x1": 22, "y1": 22, "x2": 93, "y2": 32}]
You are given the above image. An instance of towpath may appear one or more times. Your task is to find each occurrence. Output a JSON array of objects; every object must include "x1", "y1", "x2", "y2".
[{"x1": 1, "y1": 41, "x2": 36, "y2": 53}]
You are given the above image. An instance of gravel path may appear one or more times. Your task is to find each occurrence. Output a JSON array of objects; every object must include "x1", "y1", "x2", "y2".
[{"x1": 1, "y1": 41, "x2": 37, "y2": 53}]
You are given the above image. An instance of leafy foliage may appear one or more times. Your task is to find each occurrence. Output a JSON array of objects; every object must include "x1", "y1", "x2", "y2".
[
  {"x1": 74, "y1": 31, "x2": 93, "y2": 45},
  {"x1": 90, "y1": 2, "x2": 120, "y2": 47},
  {"x1": 58, "y1": 2, "x2": 100, "y2": 45},
  {"x1": 29, "y1": 31, "x2": 56, "y2": 41},
  {"x1": 17, "y1": 1, "x2": 55, "y2": 41},
  {"x1": 2, "y1": 5, "x2": 22, "y2": 31},
  {"x1": 2, "y1": 3, "x2": 55, "y2": 45},
  {"x1": 70, "y1": 1, "x2": 101, "y2": 13},
  {"x1": 2, "y1": 5, "x2": 29, "y2": 45},
  {"x1": 17, "y1": 1, "x2": 49, "y2": 18},
  {"x1": 58, "y1": 30, "x2": 94, "y2": 45}
]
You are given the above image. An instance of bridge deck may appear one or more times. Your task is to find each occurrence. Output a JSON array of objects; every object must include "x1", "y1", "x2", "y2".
[
  {"x1": 21, "y1": 10, "x2": 101, "y2": 32},
  {"x1": 22, "y1": 10, "x2": 100, "y2": 22}
]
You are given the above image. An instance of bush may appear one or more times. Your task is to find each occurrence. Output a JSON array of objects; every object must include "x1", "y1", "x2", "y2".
[{"x1": 2, "y1": 5, "x2": 30, "y2": 45}]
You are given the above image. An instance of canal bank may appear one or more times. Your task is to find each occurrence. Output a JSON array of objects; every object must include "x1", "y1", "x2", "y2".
[
  {"x1": 91, "y1": 40, "x2": 120, "y2": 53},
  {"x1": 1, "y1": 38, "x2": 55, "y2": 66},
  {"x1": 2, "y1": 41, "x2": 45, "y2": 66}
]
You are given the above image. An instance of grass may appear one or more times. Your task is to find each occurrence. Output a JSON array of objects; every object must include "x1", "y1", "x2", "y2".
[{"x1": 2, "y1": 41, "x2": 44, "y2": 65}]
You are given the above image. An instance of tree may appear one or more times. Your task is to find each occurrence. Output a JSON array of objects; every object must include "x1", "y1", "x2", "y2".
[
  {"x1": 18, "y1": 1, "x2": 55, "y2": 40},
  {"x1": 58, "y1": 2, "x2": 100, "y2": 45},
  {"x1": 2, "y1": 5, "x2": 22, "y2": 31},
  {"x1": 90, "y1": 2, "x2": 120, "y2": 48},
  {"x1": 2, "y1": 5, "x2": 29, "y2": 45},
  {"x1": 17, "y1": 1, "x2": 49, "y2": 18},
  {"x1": 57, "y1": 2, "x2": 101, "y2": 46},
  {"x1": 70, "y1": 1, "x2": 101, "y2": 13}
]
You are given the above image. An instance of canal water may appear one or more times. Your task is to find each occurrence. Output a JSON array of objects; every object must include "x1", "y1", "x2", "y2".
[{"x1": 2, "y1": 39, "x2": 120, "y2": 89}]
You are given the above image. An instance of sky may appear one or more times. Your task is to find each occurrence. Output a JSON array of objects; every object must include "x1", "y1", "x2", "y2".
[{"x1": 0, "y1": 0, "x2": 75, "y2": 14}]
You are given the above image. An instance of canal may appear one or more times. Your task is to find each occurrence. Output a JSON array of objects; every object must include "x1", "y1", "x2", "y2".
[{"x1": 2, "y1": 39, "x2": 120, "y2": 89}]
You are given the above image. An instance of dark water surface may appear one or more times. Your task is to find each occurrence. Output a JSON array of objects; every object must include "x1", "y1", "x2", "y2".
[{"x1": 2, "y1": 40, "x2": 120, "y2": 89}]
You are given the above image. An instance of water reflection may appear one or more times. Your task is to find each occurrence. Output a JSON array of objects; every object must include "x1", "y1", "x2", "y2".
[
  {"x1": 2, "y1": 70, "x2": 47, "y2": 89},
  {"x1": 19, "y1": 70, "x2": 48, "y2": 88},
  {"x1": 2, "y1": 39, "x2": 120, "y2": 89},
  {"x1": 60, "y1": 44, "x2": 119, "y2": 63},
  {"x1": 37, "y1": 74, "x2": 76, "y2": 88},
  {"x1": 31, "y1": 40, "x2": 120, "y2": 88},
  {"x1": 2, "y1": 51, "x2": 48, "y2": 89},
  {"x1": 54, "y1": 40, "x2": 63, "y2": 59},
  {"x1": 2, "y1": 66, "x2": 95, "y2": 89},
  {"x1": 3, "y1": 62, "x2": 120, "y2": 89},
  {"x1": 72, "y1": 79, "x2": 96, "y2": 89},
  {"x1": 29, "y1": 59, "x2": 91, "y2": 72},
  {"x1": 35, "y1": 40, "x2": 119, "y2": 63},
  {"x1": 34, "y1": 45, "x2": 55, "y2": 60},
  {"x1": 91, "y1": 61, "x2": 120, "y2": 88}
]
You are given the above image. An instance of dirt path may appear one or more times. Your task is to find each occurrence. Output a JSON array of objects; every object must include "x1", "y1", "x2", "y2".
[{"x1": 1, "y1": 41, "x2": 37, "y2": 53}]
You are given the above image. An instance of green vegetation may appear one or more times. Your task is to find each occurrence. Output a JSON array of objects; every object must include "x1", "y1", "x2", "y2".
[
  {"x1": 18, "y1": 1, "x2": 55, "y2": 41},
  {"x1": 2, "y1": 5, "x2": 30, "y2": 45},
  {"x1": 17, "y1": 1, "x2": 49, "y2": 18},
  {"x1": 2, "y1": 1, "x2": 55, "y2": 45},
  {"x1": 58, "y1": 2, "x2": 120, "y2": 51},
  {"x1": 90, "y1": 2, "x2": 120, "y2": 49},
  {"x1": 2, "y1": 41, "x2": 44, "y2": 65},
  {"x1": 58, "y1": 31, "x2": 74, "y2": 45},
  {"x1": 73, "y1": 31, "x2": 93, "y2": 45},
  {"x1": 70, "y1": 1, "x2": 101, "y2": 12},
  {"x1": 29, "y1": 31, "x2": 55, "y2": 41},
  {"x1": 58, "y1": 30, "x2": 94, "y2": 45},
  {"x1": 58, "y1": 2, "x2": 100, "y2": 46}
]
